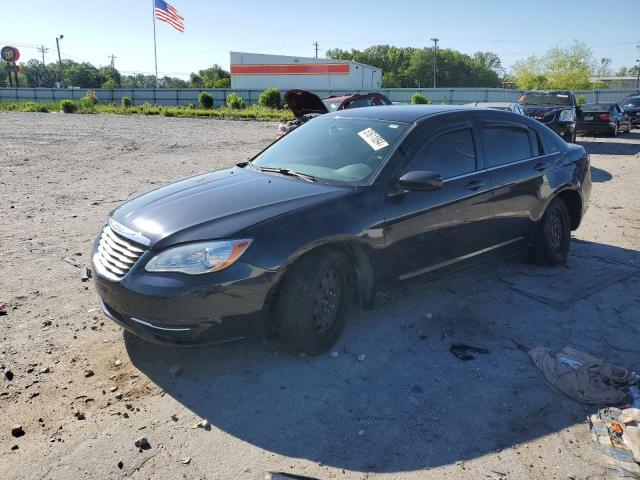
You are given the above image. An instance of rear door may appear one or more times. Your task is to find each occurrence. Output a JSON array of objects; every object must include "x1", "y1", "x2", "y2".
[
  {"x1": 479, "y1": 114, "x2": 558, "y2": 246},
  {"x1": 383, "y1": 118, "x2": 493, "y2": 280}
]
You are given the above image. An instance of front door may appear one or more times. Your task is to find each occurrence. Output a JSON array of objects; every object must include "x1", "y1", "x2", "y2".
[{"x1": 383, "y1": 119, "x2": 493, "y2": 280}]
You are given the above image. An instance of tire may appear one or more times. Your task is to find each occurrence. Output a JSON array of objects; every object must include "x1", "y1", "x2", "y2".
[
  {"x1": 277, "y1": 249, "x2": 352, "y2": 354},
  {"x1": 529, "y1": 197, "x2": 571, "y2": 266},
  {"x1": 563, "y1": 131, "x2": 576, "y2": 143}
]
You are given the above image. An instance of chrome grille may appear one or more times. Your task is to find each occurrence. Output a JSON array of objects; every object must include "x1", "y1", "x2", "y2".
[{"x1": 93, "y1": 225, "x2": 145, "y2": 281}]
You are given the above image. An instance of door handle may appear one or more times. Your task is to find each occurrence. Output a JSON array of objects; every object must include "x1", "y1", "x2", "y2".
[
  {"x1": 533, "y1": 162, "x2": 546, "y2": 171},
  {"x1": 464, "y1": 180, "x2": 485, "y2": 191}
]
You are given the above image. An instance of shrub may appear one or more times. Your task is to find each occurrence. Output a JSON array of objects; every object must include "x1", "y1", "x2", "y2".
[
  {"x1": 84, "y1": 90, "x2": 100, "y2": 105},
  {"x1": 258, "y1": 88, "x2": 281, "y2": 109},
  {"x1": 121, "y1": 96, "x2": 132, "y2": 108},
  {"x1": 198, "y1": 91, "x2": 214, "y2": 109},
  {"x1": 60, "y1": 99, "x2": 77, "y2": 113},
  {"x1": 20, "y1": 102, "x2": 50, "y2": 112},
  {"x1": 411, "y1": 93, "x2": 432, "y2": 105},
  {"x1": 162, "y1": 109, "x2": 175, "y2": 117},
  {"x1": 226, "y1": 93, "x2": 245, "y2": 109},
  {"x1": 576, "y1": 95, "x2": 585, "y2": 105}
]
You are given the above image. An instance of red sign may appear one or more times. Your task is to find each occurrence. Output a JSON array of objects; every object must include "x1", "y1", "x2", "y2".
[
  {"x1": 231, "y1": 63, "x2": 350, "y2": 76},
  {"x1": 1, "y1": 46, "x2": 20, "y2": 63}
]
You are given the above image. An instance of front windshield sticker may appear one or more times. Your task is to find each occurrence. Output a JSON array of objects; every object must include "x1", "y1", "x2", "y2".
[{"x1": 358, "y1": 128, "x2": 389, "y2": 151}]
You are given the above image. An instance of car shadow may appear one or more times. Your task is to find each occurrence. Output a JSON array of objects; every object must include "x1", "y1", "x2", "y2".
[
  {"x1": 577, "y1": 131, "x2": 640, "y2": 156},
  {"x1": 590, "y1": 166, "x2": 613, "y2": 182},
  {"x1": 125, "y1": 240, "x2": 640, "y2": 473}
]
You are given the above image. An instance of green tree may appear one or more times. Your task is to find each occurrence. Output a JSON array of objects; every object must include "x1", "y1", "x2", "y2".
[
  {"x1": 512, "y1": 41, "x2": 596, "y2": 90},
  {"x1": 189, "y1": 65, "x2": 230, "y2": 88}
]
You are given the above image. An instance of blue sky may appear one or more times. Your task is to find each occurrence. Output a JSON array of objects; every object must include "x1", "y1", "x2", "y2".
[{"x1": 2, "y1": 0, "x2": 637, "y2": 78}]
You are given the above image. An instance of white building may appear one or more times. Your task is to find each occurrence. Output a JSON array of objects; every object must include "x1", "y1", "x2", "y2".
[{"x1": 230, "y1": 51, "x2": 382, "y2": 91}]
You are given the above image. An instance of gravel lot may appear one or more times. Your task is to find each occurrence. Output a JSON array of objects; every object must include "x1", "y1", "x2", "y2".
[{"x1": 1, "y1": 112, "x2": 639, "y2": 480}]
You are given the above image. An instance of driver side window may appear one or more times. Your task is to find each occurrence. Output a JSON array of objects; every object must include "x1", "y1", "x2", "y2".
[{"x1": 410, "y1": 127, "x2": 477, "y2": 179}]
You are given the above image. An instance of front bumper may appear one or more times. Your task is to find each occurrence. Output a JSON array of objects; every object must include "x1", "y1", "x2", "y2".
[
  {"x1": 547, "y1": 121, "x2": 576, "y2": 137},
  {"x1": 94, "y1": 258, "x2": 280, "y2": 345}
]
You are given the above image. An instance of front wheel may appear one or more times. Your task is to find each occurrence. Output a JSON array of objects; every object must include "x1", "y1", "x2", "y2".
[
  {"x1": 563, "y1": 131, "x2": 576, "y2": 143},
  {"x1": 530, "y1": 197, "x2": 571, "y2": 266},
  {"x1": 277, "y1": 249, "x2": 352, "y2": 354}
]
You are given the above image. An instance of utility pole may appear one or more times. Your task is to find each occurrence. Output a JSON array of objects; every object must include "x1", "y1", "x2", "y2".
[
  {"x1": 36, "y1": 45, "x2": 49, "y2": 87},
  {"x1": 636, "y1": 44, "x2": 640, "y2": 93},
  {"x1": 108, "y1": 54, "x2": 117, "y2": 71},
  {"x1": 431, "y1": 38, "x2": 439, "y2": 89},
  {"x1": 55, "y1": 35, "x2": 64, "y2": 87},
  {"x1": 314, "y1": 42, "x2": 319, "y2": 59}
]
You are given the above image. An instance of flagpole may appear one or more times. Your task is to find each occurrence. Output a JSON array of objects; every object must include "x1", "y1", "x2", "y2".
[{"x1": 152, "y1": 0, "x2": 158, "y2": 88}]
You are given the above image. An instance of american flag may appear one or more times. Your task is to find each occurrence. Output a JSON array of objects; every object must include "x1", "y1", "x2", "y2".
[{"x1": 154, "y1": 0, "x2": 184, "y2": 32}]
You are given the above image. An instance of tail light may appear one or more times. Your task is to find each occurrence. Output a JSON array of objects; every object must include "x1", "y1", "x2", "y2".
[{"x1": 599, "y1": 113, "x2": 612, "y2": 121}]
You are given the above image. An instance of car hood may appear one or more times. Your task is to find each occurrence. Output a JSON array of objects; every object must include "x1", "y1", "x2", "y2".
[
  {"x1": 110, "y1": 167, "x2": 350, "y2": 250},
  {"x1": 522, "y1": 104, "x2": 570, "y2": 116},
  {"x1": 284, "y1": 89, "x2": 329, "y2": 118}
]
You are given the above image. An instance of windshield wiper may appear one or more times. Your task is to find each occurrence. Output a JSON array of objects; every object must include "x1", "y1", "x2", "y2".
[{"x1": 258, "y1": 167, "x2": 316, "y2": 182}]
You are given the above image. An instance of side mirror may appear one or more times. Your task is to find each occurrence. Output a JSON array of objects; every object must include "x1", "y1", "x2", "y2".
[{"x1": 396, "y1": 170, "x2": 443, "y2": 191}]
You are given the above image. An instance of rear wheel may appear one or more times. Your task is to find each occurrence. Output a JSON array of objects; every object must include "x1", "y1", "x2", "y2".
[
  {"x1": 530, "y1": 197, "x2": 571, "y2": 266},
  {"x1": 277, "y1": 249, "x2": 352, "y2": 354},
  {"x1": 611, "y1": 123, "x2": 620, "y2": 137}
]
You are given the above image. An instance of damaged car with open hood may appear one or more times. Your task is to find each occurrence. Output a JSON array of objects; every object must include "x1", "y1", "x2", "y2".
[{"x1": 275, "y1": 89, "x2": 392, "y2": 137}]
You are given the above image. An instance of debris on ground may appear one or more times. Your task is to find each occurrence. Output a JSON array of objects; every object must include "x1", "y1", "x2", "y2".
[
  {"x1": 62, "y1": 257, "x2": 82, "y2": 269},
  {"x1": 449, "y1": 344, "x2": 490, "y2": 361},
  {"x1": 266, "y1": 472, "x2": 322, "y2": 480},
  {"x1": 73, "y1": 410, "x2": 85, "y2": 420},
  {"x1": 590, "y1": 407, "x2": 640, "y2": 478},
  {"x1": 114, "y1": 359, "x2": 122, "y2": 367},
  {"x1": 80, "y1": 268, "x2": 90, "y2": 282},
  {"x1": 180, "y1": 456, "x2": 191, "y2": 464},
  {"x1": 357, "y1": 354, "x2": 366, "y2": 362},
  {"x1": 134, "y1": 437, "x2": 151, "y2": 450},
  {"x1": 529, "y1": 346, "x2": 640, "y2": 404},
  {"x1": 5, "y1": 370, "x2": 14, "y2": 381},
  {"x1": 117, "y1": 461, "x2": 123, "y2": 469},
  {"x1": 11, "y1": 425, "x2": 25, "y2": 438},
  {"x1": 83, "y1": 369, "x2": 94, "y2": 378},
  {"x1": 0, "y1": 301, "x2": 7, "y2": 316}
]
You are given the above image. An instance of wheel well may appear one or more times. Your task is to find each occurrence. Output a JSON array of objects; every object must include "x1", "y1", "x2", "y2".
[
  {"x1": 557, "y1": 189, "x2": 582, "y2": 230},
  {"x1": 270, "y1": 241, "x2": 376, "y2": 314}
]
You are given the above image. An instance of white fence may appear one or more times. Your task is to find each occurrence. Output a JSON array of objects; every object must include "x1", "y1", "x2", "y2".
[{"x1": 0, "y1": 87, "x2": 636, "y2": 107}]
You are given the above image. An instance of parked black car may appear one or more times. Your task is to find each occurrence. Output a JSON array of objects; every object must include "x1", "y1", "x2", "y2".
[
  {"x1": 620, "y1": 96, "x2": 640, "y2": 126},
  {"x1": 93, "y1": 105, "x2": 591, "y2": 354},
  {"x1": 576, "y1": 103, "x2": 632, "y2": 136},
  {"x1": 519, "y1": 90, "x2": 578, "y2": 142}
]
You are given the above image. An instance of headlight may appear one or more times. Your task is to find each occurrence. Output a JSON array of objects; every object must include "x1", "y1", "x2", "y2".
[
  {"x1": 145, "y1": 239, "x2": 252, "y2": 275},
  {"x1": 559, "y1": 110, "x2": 575, "y2": 122}
]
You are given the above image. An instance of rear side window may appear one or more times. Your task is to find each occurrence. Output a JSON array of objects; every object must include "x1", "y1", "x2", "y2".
[
  {"x1": 481, "y1": 125, "x2": 533, "y2": 167},
  {"x1": 412, "y1": 127, "x2": 476, "y2": 178}
]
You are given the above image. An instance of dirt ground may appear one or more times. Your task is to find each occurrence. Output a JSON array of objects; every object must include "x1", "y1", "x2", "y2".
[{"x1": 1, "y1": 112, "x2": 639, "y2": 480}]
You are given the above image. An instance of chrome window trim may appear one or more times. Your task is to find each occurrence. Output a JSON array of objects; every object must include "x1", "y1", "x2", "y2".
[
  {"x1": 398, "y1": 237, "x2": 524, "y2": 281},
  {"x1": 442, "y1": 152, "x2": 557, "y2": 184}
]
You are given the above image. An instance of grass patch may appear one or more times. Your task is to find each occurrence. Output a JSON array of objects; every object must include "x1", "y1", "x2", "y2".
[{"x1": 0, "y1": 101, "x2": 294, "y2": 121}]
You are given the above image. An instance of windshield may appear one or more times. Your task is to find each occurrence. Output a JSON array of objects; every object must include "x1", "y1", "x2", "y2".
[
  {"x1": 519, "y1": 92, "x2": 572, "y2": 106},
  {"x1": 621, "y1": 97, "x2": 640, "y2": 108},
  {"x1": 252, "y1": 116, "x2": 411, "y2": 184},
  {"x1": 581, "y1": 104, "x2": 610, "y2": 112},
  {"x1": 322, "y1": 98, "x2": 345, "y2": 112}
]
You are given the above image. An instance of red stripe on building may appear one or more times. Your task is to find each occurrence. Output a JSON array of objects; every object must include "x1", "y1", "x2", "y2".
[{"x1": 231, "y1": 63, "x2": 350, "y2": 75}]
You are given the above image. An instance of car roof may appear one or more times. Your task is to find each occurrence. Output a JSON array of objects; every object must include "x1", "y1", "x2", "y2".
[
  {"x1": 325, "y1": 104, "x2": 474, "y2": 123},
  {"x1": 471, "y1": 102, "x2": 516, "y2": 107}
]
